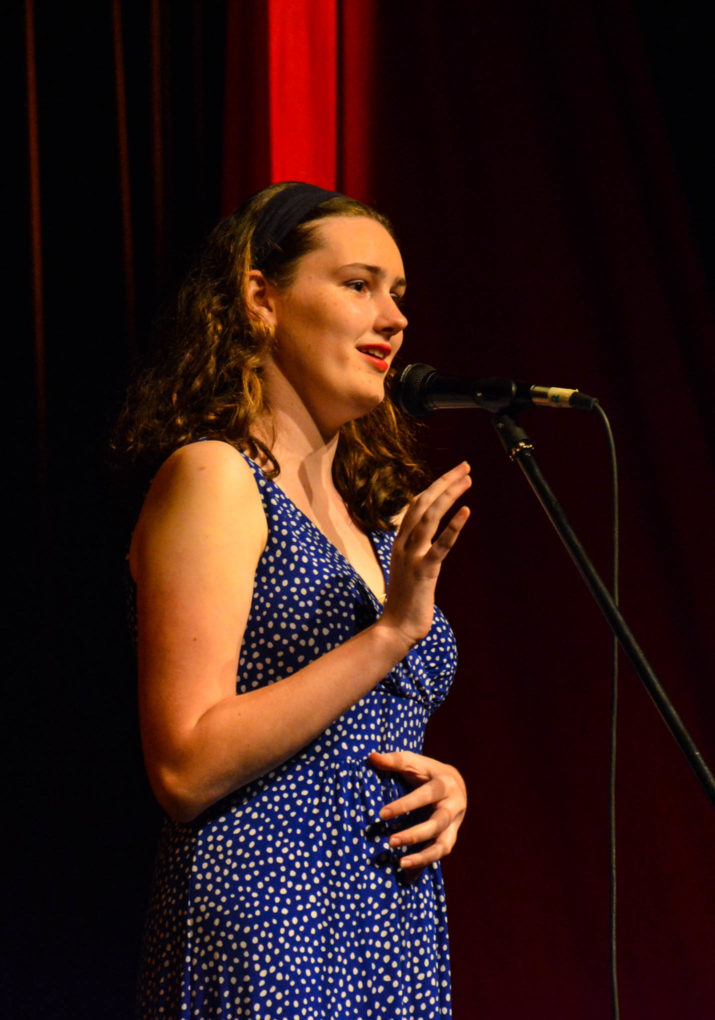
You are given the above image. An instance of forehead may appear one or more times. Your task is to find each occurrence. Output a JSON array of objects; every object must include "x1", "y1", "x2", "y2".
[{"x1": 306, "y1": 216, "x2": 405, "y2": 277}]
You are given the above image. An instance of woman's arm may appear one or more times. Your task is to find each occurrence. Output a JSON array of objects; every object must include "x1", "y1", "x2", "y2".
[{"x1": 131, "y1": 441, "x2": 470, "y2": 823}]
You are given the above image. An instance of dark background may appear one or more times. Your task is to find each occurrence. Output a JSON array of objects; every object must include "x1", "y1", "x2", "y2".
[{"x1": 6, "y1": 2, "x2": 715, "y2": 1017}]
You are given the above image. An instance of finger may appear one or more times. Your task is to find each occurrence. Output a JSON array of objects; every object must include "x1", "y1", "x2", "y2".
[
  {"x1": 389, "y1": 808, "x2": 454, "y2": 849},
  {"x1": 411, "y1": 462, "x2": 471, "y2": 509},
  {"x1": 398, "y1": 490, "x2": 471, "y2": 567},
  {"x1": 405, "y1": 493, "x2": 471, "y2": 556},
  {"x1": 370, "y1": 750, "x2": 465, "y2": 791},
  {"x1": 379, "y1": 778, "x2": 448, "y2": 820},
  {"x1": 423, "y1": 505, "x2": 471, "y2": 563},
  {"x1": 398, "y1": 463, "x2": 471, "y2": 538},
  {"x1": 400, "y1": 838, "x2": 453, "y2": 870},
  {"x1": 368, "y1": 748, "x2": 433, "y2": 778},
  {"x1": 400, "y1": 471, "x2": 471, "y2": 542}
]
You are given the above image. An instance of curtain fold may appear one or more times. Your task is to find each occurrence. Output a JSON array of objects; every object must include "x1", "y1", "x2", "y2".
[{"x1": 222, "y1": 0, "x2": 378, "y2": 207}]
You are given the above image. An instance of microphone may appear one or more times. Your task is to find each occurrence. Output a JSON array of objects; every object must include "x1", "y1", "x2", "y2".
[{"x1": 393, "y1": 363, "x2": 598, "y2": 416}]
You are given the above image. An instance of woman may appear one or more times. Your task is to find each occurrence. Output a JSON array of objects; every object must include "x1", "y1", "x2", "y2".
[{"x1": 121, "y1": 182, "x2": 470, "y2": 1019}]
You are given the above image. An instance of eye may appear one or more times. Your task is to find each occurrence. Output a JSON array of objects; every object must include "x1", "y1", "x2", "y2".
[
  {"x1": 391, "y1": 292, "x2": 407, "y2": 311},
  {"x1": 345, "y1": 279, "x2": 369, "y2": 293}
]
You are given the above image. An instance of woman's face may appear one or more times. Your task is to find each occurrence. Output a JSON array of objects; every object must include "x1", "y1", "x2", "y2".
[{"x1": 260, "y1": 215, "x2": 408, "y2": 434}]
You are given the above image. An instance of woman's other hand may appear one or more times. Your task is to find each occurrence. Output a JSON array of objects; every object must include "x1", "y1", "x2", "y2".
[
  {"x1": 378, "y1": 462, "x2": 471, "y2": 651},
  {"x1": 368, "y1": 749, "x2": 467, "y2": 871}
]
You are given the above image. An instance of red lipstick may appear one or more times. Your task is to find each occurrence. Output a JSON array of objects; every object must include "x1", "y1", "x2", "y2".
[{"x1": 357, "y1": 343, "x2": 391, "y2": 372}]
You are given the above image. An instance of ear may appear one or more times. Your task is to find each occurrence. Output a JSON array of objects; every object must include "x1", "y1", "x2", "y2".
[{"x1": 245, "y1": 269, "x2": 278, "y2": 330}]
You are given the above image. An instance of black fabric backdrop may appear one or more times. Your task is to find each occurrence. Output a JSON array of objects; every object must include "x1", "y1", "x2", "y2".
[{"x1": 6, "y1": 2, "x2": 715, "y2": 1017}]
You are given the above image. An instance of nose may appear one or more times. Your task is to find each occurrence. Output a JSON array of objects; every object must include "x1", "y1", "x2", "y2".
[{"x1": 376, "y1": 294, "x2": 408, "y2": 338}]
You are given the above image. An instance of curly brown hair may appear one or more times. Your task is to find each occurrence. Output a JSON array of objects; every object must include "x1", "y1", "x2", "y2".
[{"x1": 113, "y1": 182, "x2": 427, "y2": 531}]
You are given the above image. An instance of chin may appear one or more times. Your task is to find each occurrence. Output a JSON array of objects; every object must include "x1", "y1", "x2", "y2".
[{"x1": 346, "y1": 382, "x2": 387, "y2": 421}]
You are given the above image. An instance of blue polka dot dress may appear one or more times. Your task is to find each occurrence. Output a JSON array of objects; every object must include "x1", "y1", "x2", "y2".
[{"x1": 138, "y1": 454, "x2": 457, "y2": 1019}]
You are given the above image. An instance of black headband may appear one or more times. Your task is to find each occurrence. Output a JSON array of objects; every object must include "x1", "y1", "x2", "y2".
[{"x1": 251, "y1": 182, "x2": 344, "y2": 269}]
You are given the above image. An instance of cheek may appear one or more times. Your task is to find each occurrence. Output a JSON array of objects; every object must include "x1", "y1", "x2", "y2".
[
  {"x1": 294, "y1": 299, "x2": 344, "y2": 338},
  {"x1": 277, "y1": 289, "x2": 365, "y2": 347}
]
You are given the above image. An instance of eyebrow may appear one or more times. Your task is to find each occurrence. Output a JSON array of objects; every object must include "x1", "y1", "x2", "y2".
[{"x1": 342, "y1": 263, "x2": 407, "y2": 289}]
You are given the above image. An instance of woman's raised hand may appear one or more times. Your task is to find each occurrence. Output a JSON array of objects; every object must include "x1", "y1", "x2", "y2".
[
  {"x1": 368, "y1": 750, "x2": 467, "y2": 871},
  {"x1": 378, "y1": 462, "x2": 471, "y2": 650}
]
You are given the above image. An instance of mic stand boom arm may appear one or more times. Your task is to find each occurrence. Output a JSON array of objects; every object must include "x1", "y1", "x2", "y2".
[{"x1": 493, "y1": 412, "x2": 715, "y2": 809}]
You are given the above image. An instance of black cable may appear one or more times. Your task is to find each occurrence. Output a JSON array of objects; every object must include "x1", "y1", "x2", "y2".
[{"x1": 596, "y1": 403, "x2": 620, "y2": 1020}]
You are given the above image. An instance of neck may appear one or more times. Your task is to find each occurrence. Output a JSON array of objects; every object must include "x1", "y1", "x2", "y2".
[
  {"x1": 265, "y1": 406, "x2": 338, "y2": 483},
  {"x1": 254, "y1": 382, "x2": 343, "y2": 513},
  {"x1": 257, "y1": 361, "x2": 346, "y2": 480}
]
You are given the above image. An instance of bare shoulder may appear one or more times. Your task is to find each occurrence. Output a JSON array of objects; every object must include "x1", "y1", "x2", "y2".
[{"x1": 130, "y1": 441, "x2": 267, "y2": 580}]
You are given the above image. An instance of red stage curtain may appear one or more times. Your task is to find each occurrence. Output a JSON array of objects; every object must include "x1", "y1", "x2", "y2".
[
  {"x1": 267, "y1": 0, "x2": 337, "y2": 187},
  {"x1": 222, "y1": 0, "x2": 377, "y2": 209}
]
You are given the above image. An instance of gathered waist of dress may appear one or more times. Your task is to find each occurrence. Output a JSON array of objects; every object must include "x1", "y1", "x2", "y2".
[
  {"x1": 183, "y1": 741, "x2": 414, "y2": 830},
  {"x1": 288, "y1": 727, "x2": 425, "y2": 773},
  {"x1": 171, "y1": 694, "x2": 431, "y2": 828}
]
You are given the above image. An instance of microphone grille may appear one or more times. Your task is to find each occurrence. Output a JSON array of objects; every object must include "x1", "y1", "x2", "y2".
[{"x1": 393, "y1": 363, "x2": 436, "y2": 417}]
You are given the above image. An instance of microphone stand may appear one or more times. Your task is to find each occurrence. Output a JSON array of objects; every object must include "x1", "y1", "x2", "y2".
[{"x1": 493, "y1": 411, "x2": 715, "y2": 809}]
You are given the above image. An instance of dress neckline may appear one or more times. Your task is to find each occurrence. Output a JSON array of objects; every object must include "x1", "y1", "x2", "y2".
[{"x1": 243, "y1": 452, "x2": 389, "y2": 608}]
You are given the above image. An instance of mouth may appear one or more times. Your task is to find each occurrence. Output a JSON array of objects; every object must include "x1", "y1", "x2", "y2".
[{"x1": 356, "y1": 343, "x2": 392, "y2": 373}]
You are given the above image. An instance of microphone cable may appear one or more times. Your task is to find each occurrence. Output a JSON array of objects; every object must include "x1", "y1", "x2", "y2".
[{"x1": 596, "y1": 403, "x2": 620, "y2": 1020}]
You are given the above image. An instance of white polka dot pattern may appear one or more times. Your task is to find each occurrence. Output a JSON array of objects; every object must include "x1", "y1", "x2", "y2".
[{"x1": 138, "y1": 454, "x2": 457, "y2": 1018}]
